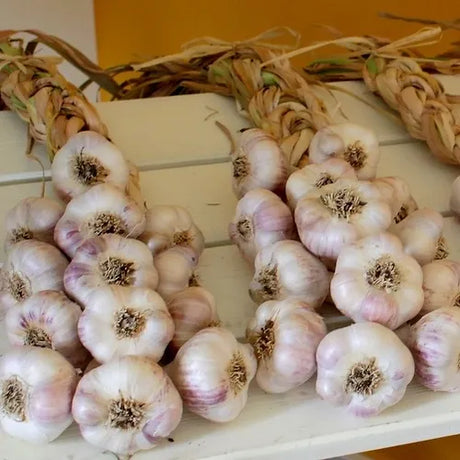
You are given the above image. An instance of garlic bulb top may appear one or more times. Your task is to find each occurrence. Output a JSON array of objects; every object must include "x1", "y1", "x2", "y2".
[
  {"x1": 316, "y1": 322, "x2": 415, "y2": 417},
  {"x1": 64, "y1": 234, "x2": 158, "y2": 308},
  {"x1": 449, "y1": 175, "x2": 460, "y2": 217},
  {"x1": 308, "y1": 123, "x2": 380, "y2": 180},
  {"x1": 295, "y1": 178, "x2": 392, "y2": 260},
  {"x1": 54, "y1": 183, "x2": 146, "y2": 258},
  {"x1": 331, "y1": 232, "x2": 424, "y2": 330},
  {"x1": 51, "y1": 131, "x2": 129, "y2": 202},
  {"x1": 246, "y1": 298, "x2": 327, "y2": 393},
  {"x1": 0, "y1": 346, "x2": 77, "y2": 443},
  {"x1": 139, "y1": 205, "x2": 205, "y2": 258},
  {"x1": 169, "y1": 327, "x2": 257, "y2": 422},
  {"x1": 4, "y1": 197, "x2": 64, "y2": 252},
  {"x1": 78, "y1": 286, "x2": 174, "y2": 363},
  {"x1": 0, "y1": 240, "x2": 68, "y2": 314},
  {"x1": 285, "y1": 158, "x2": 357, "y2": 210},
  {"x1": 231, "y1": 128, "x2": 288, "y2": 199},
  {"x1": 409, "y1": 307, "x2": 460, "y2": 392},
  {"x1": 249, "y1": 240, "x2": 329, "y2": 308},
  {"x1": 72, "y1": 355, "x2": 183, "y2": 455},
  {"x1": 229, "y1": 188, "x2": 295, "y2": 263}
]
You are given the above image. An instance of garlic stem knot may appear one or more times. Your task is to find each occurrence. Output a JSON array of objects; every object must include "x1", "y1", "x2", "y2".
[
  {"x1": 173, "y1": 230, "x2": 192, "y2": 246},
  {"x1": 257, "y1": 265, "x2": 279, "y2": 301},
  {"x1": 88, "y1": 213, "x2": 127, "y2": 237},
  {"x1": 73, "y1": 150, "x2": 108, "y2": 186},
  {"x1": 236, "y1": 217, "x2": 253, "y2": 241},
  {"x1": 251, "y1": 320, "x2": 275, "y2": 361},
  {"x1": 315, "y1": 173, "x2": 335, "y2": 188},
  {"x1": 227, "y1": 352, "x2": 247, "y2": 395},
  {"x1": 1, "y1": 376, "x2": 26, "y2": 422},
  {"x1": 366, "y1": 256, "x2": 401, "y2": 292},
  {"x1": 108, "y1": 395, "x2": 145, "y2": 430},
  {"x1": 434, "y1": 237, "x2": 449, "y2": 260},
  {"x1": 188, "y1": 272, "x2": 200, "y2": 287},
  {"x1": 8, "y1": 271, "x2": 30, "y2": 302},
  {"x1": 99, "y1": 257, "x2": 135, "y2": 286},
  {"x1": 345, "y1": 358, "x2": 384, "y2": 396},
  {"x1": 394, "y1": 205, "x2": 408, "y2": 224},
  {"x1": 344, "y1": 141, "x2": 367, "y2": 170},
  {"x1": 24, "y1": 327, "x2": 53, "y2": 349},
  {"x1": 10, "y1": 227, "x2": 33, "y2": 244},
  {"x1": 320, "y1": 188, "x2": 366, "y2": 220},
  {"x1": 113, "y1": 307, "x2": 147, "y2": 339},
  {"x1": 233, "y1": 155, "x2": 249, "y2": 178}
]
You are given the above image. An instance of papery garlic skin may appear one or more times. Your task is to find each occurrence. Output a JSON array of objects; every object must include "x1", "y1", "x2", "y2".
[
  {"x1": 246, "y1": 298, "x2": 327, "y2": 393},
  {"x1": 139, "y1": 205, "x2": 205, "y2": 258},
  {"x1": 78, "y1": 286, "x2": 174, "y2": 363},
  {"x1": 331, "y1": 232, "x2": 424, "y2": 330},
  {"x1": 409, "y1": 307, "x2": 460, "y2": 392},
  {"x1": 390, "y1": 208, "x2": 444, "y2": 265},
  {"x1": 4, "y1": 197, "x2": 64, "y2": 252},
  {"x1": 422, "y1": 260, "x2": 460, "y2": 314},
  {"x1": 72, "y1": 356, "x2": 182, "y2": 455},
  {"x1": 285, "y1": 158, "x2": 357, "y2": 210},
  {"x1": 5, "y1": 290, "x2": 88, "y2": 369},
  {"x1": 126, "y1": 160, "x2": 146, "y2": 210},
  {"x1": 309, "y1": 123, "x2": 380, "y2": 180},
  {"x1": 0, "y1": 240, "x2": 68, "y2": 313},
  {"x1": 51, "y1": 131, "x2": 129, "y2": 202},
  {"x1": 316, "y1": 322, "x2": 415, "y2": 417},
  {"x1": 295, "y1": 178, "x2": 392, "y2": 260},
  {"x1": 229, "y1": 189, "x2": 295, "y2": 263},
  {"x1": 54, "y1": 183, "x2": 146, "y2": 258},
  {"x1": 0, "y1": 346, "x2": 77, "y2": 442},
  {"x1": 449, "y1": 175, "x2": 460, "y2": 217},
  {"x1": 170, "y1": 327, "x2": 257, "y2": 422},
  {"x1": 64, "y1": 234, "x2": 158, "y2": 308},
  {"x1": 249, "y1": 240, "x2": 330, "y2": 308},
  {"x1": 231, "y1": 128, "x2": 288, "y2": 199}
]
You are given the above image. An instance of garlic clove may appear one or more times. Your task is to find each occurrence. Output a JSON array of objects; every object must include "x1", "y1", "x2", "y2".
[
  {"x1": 229, "y1": 188, "x2": 295, "y2": 264},
  {"x1": 246, "y1": 298, "x2": 327, "y2": 393},
  {"x1": 72, "y1": 355, "x2": 182, "y2": 455},
  {"x1": 54, "y1": 183, "x2": 146, "y2": 258},
  {"x1": 308, "y1": 123, "x2": 380, "y2": 180},
  {"x1": 51, "y1": 131, "x2": 129, "y2": 202}
]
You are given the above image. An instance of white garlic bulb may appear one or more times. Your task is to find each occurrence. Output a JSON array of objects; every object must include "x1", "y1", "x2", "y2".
[
  {"x1": 249, "y1": 240, "x2": 329, "y2": 308},
  {"x1": 331, "y1": 232, "x2": 424, "y2": 330},
  {"x1": 229, "y1": 188, "x2": 295, "y2": 263},
  {"x1": 285, "y1": 158, "x2": 357, "y2": 210},
  {"x1": 64, "y1": 234, "x2": 158, "y2": 308},
  {"x1": 0, "y1": 346, "x2": 77, "y2": 442},
  {"x1": 5, "y1": 290, "x2": 88, "y2": 369},
  {"x1": 409, "y1": 307, "x2": 460, "y2": 392},
  {"x1": 246, "y1": 298, "x2": 327, "y2": 393},
  {"x1": 4, "y1": 197, "x2": 64, "y2": 252},
  {"x1": 51, "y1": 131, "x2": 129, "y2": 202},
  {"x1": 0, "y1": 240, "x2": 68, "y2": 313},
  {"x1": 169, "y1": 327, "x2": 257, "y2": 422},
  {"x1": 390, "y1": 208, "x2": 444, "y2": 266},
  {"x1": 308, "y1": 123, "x2": 380, "y2": 180},
  {"x1": 316, "y1": 322, "x2": 415, "y2": 416},
  {"x1": 78, "y1": 286, "x2": 174, "y2": 363},
  {"x1": 231, "y1": 128, "x2": 288, "y2": 199},
  {"x1": 139, "y1": 205, "x2": 205, "y2": 257},
  {"x1": 421, "y1": 259, "x2": 460, "y2": 315},
  {"x1": 167, "y1": 286, "x2": 220, "y2": 355},
  {"x1": 72, "y1": 355, "x2": 182, "y2": 456},
  {"x1": 295, "y1": 178, "x2": 392, "y2": 260},
  {"x1": 449, "y1": 175, "x2": 460, "y2": 217},
  {"x1": 54, "y1": 183, "x2": 146, "y2": 258}
]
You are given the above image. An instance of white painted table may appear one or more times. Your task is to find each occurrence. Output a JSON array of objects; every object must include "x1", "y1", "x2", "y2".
[{"x1": 0, "y1": 77, "x2": 459, "y2": 459}]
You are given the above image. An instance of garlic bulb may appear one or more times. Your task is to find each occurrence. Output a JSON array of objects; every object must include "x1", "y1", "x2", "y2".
[
  {"x1": 246, "y1": 298, "x2": 327, "y2": 393},
  {"x1": 78, "y1": 286, "x2": 174, "y2": 363},
  {"x1": 249, "y1": 240, "x2": 329, "y2": 308},
  {"x1": 316, "y1": 322, "x2": 415, "y2": 417},
  {"x1": 0, "y1": 346, "x2": 77, "y2": 442},
  {"x1": 449, "y1": 175, "x2": 460, "y2": 217},
  {"x1": 72, "y1": 355, "x2": 182, "y2": 456},
  {"x1": 167, "y1": 286, "x2": 219, "y2": 355},
  {"x1": 295, "y1": 178, "x2": 392, "y2": 260},
  {"x1": 5, "y1": 290, "x2": 88, "y2": 369},
  {"x1": 409, "y1": 307, "x2": 460, "y2": 392},
  {"x1": 51, "y1": 131, "x2": 129, "y2": 202},
  {"x1": 285, "y1": 158, "x2": 357, "y2": 210},
  {"x1": 64, "y1": 234, "x2": 158, "y2": 308},
  {"x1": 229, "y1": 188, "x2": 295, "y2": 263},
  {"x1": 309, "y1": 123, "x2": 380, "y2": 179},
  {"x1": 0, "y1": 240, "x2": 68, "y2": 313},
  {"x1": 54, "y1": 183, "x2": 146, "y2": 258},
  {"x1": 422, "y1": 259, "x2": 460, "y2": 314},
  {"x1": 231, "y1": 128, "x2": 288, "y2": 199},
  {"x1": 390, "y1": 208, "x2": 444, "y2": 265},
  {"x1": 139, "y1": 205, "x2": 205, "y2": 257},
  {"x1": 169, "y1": 327, "x2": 256, "y2": 422},
  {"x1": 4, "y1": 197, "x2": 64, "y2": 252},
  {"x1": 154, "y1": 246, "x2": 199, "y2": 300},
  {"x1": 331, "y1": 232, "x2": 424, "y2": 330}
]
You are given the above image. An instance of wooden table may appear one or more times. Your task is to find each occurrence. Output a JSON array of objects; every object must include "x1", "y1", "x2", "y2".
[{"x1": 0, "y1": 77, "x2": 459, "y2": 459}]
